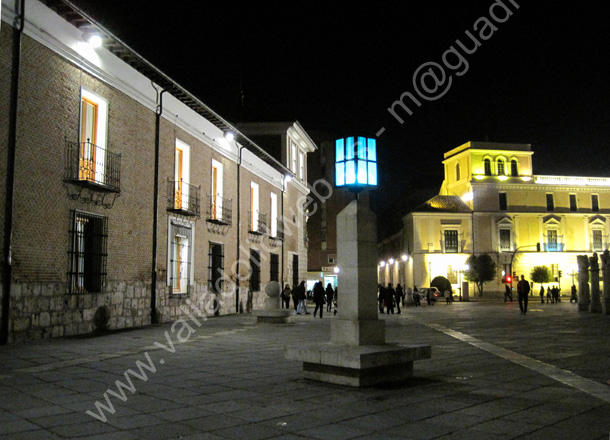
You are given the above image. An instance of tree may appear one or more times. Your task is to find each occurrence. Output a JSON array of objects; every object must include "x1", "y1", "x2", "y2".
[
  {"x1": 464, "y1": 254, "x2": 496, "y2": 296},
  {"x1": 431, "y1": 276, "x2": 452, "y2": 295},
  {"x1": 530, "y1": 266, "x2": 552, "y2": 289}
]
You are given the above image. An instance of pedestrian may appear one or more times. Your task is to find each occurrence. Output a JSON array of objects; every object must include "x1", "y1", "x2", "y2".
[
  {"x1": 406, "y1": 287, "x2": 413, "y2": 305},
  {"x1": 281, "y1": 284, "x2": 291, "y2": 309},
  {"x1": 325, "y1": 283, "x2": 334, "y2": 313},
  {"x1": 291, "y1": 284, "x2": 299, "y2": 310},
  {"x1": 517, "y1": 274, "x2": 530, "y2": 315},
  {"x1": 395, "y1": 284, "x2": 404, "y2": 314},
  {"x1": 295, "y1": 281, "x2": 308, "y2": 315},
  {"x1": 386, "y1": 283, "x2": 396, "y2": 314},
  {"x1": 313, "y1": 281, "x2": 325, "y2": 318},
  {"x1": 445, "y1": 289, "x2": 452, "y2": 304},
  {"x1": 413, "y1": 286, "x2": 421, "y2": 307},
  {"x1": 378, "y1": 284, "x2": 386, "y2": 313},
  {"x1": 570, "y1": 284, "x2": 578, "y2": 303},
  {"x1": 539, "y1": 285, "x2": 545, "y2": 303},
  {"x1": 333, "y1": 286, "x2": 338, "y2": 315},
  {"x1": 504, "y1": 284, "x2": 513, "y2": 303},
  {"x1": 547, "y1": 286, "x2": 553, "y2": 304},
  {"x1": 552, "y1": 285, "x2": 560, "y2": 303}
]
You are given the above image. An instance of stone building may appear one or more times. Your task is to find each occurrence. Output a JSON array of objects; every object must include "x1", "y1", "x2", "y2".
[
  {"x1": 0, "y1": 0, "x2": 315, "y2": 342},
  {"x1": 379, "y1": 141, "x2": 610, "y2": 295}
]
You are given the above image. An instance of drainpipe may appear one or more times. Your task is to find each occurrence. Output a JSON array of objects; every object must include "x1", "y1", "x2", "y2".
[
  {"x1": 1, "y1": 0, "x2": 25, "y2": 346},
  {"x1": 235, "y1": 145, "x2": 246, "y2": 313},
  {"x1": 150, "y1": 85, "x2": 166, "y2": 325},
  {"x1": 281, "y1": 180, "x2": 285, "y2": 288}
]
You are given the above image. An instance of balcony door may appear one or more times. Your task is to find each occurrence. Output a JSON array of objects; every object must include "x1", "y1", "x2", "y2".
[{"x1": 175, "y1": 140, "x2": 190, "y2": 210}]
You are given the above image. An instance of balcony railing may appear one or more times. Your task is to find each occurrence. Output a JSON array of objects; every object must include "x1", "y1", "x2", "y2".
[
  {"x1": 248, "y1": 211, "x2": 267, "y2": 235},
  {"x1": 167, "y1": 179, "x2": 200, "y2": 217},
  {"x1": 205, "y1": 194, "x2": 232, "y2": 226},
  {"x1": 64, "y1": 139, "x2": 121, "y2": 192},
  {"x1": 269, "y1": 219, "x2": 284, "y2": 241},
  {"x1": 543, "y1": 234, "x2": 564, "y2": 252}
]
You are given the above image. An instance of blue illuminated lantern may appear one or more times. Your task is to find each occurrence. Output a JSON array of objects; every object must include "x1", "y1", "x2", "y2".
[{"x1": 335, "y1": 136, "x2": 377, "y2": 190}]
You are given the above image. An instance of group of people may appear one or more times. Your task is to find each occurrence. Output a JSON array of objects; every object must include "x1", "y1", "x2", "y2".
[
  {"x1": 281, "y1": 281, "x2": 337, "y2": 317},
  {"x1": 539, "y1": 285, "x2": 561, "y2": 303},
  {"x1": 377, "y1": 283, "x2": 404, "y2": 314}
]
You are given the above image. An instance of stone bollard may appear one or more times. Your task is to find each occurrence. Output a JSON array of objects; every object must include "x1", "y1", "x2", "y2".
[
  {"x1": 601, "y1": 250, "x2": 610, "y2": 315},
  {"x1": 589, "y1": 253, "x2": 602, "y2": 313},
  {"x1": 577, "y1": 255, "x2": 590, "y2": 312}
]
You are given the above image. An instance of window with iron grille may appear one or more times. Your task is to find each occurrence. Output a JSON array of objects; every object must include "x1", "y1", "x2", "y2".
[
  {"x1": 444, "y1": 230, "x2": 459, "y2": 253},
  {"x1": 592, "y1": 229, "x2": 603, "y2": 251},
  {"x1": 250, "y1": 249, "x2": 261, "y2": 292},
  {"x1": 547, "y1": 229, "x2": 558, "y2": 251},
  {"x1": 497, "y1": 160, "x2": 505, "y2": 175},
  {"x1": 68, "y1": 211, "x2": 107, "y2": 294},
  {"x1": 270, "y1": 253, "x2": 279, "y2": 282},
  {"x1": 499, "y1": 228, "x2": 511, "y2": 251},
  {"x1": 208, "y1": 243, "x2": 224, "y2": 293},
  {"x1": 169, "y1": 222, "x2": 192, "y2": 294}
]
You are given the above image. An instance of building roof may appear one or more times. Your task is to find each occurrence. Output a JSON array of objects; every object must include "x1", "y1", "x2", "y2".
[
  {"x1": 413, "y1": 195, "x2": 472, "y2": 213},
  {"x1": 41, "y1": 0, "x2": 292, "y2": 175},
  {"x1": 444, "y1": 141, "x2": 532, "y2": 160}
]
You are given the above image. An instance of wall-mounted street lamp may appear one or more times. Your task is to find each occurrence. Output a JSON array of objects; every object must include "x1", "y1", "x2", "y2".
[{"x1": 223, "y1": 130, "x2": 235, "y2": 142}]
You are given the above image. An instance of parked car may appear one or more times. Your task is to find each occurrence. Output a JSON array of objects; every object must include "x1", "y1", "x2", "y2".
[{"x1": 418, "y1": 287, "x2": 440, "y2": 305}]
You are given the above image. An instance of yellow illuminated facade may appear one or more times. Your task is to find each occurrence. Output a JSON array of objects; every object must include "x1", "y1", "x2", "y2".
[{"x1": 384, "y1": 142, "x2": 610, "y2": 295}]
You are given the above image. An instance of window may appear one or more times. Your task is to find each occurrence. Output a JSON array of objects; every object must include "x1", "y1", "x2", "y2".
[
  {"x1": 174, "y1": 140, "x2": 190, "y2": 210},
  {"x1": 208, "y1": 243, "x2": 224, "y2": 293},
  {"x1": 79, "y1": 89, "x2": 108, "y2": 183},
  {"x1": 546, "y1": 229, "x2": 558, "y2": 251},
  {"x1": 270, "y1": 253, "x2": 279, "y2": 282},
  {"x1": 499, "y1": 193, "x2": 507, "y2": 211},
  {"x1": 299, "y1": 152, "x2": 305, "y2": 180},
  {"x1": 497, "y1": 159, "x2": 505, "y2": 175},
  {"x1": 68, "y1": 211, "x2": 107, "y2": 294},
  {"x1": 499, "y1": 229, "x2": 511, "y2": 251},
  {"x1": 546, "y1": 193, "x2": 554, "y2": 212},
  {"x1": 511, "y1": 159, "x2": 518, "y2": 176},
  {"x1": 270, "y1": 193, "x2": 278, "y2": 237},
  {"x1": 444, "y1": 230, "x2": 459, "y2": 253},
  {"x1": 291, "y1": 142, "x2": 297, "y2": 173},
  {"x1": 592, "y1": 194, "x2": 600, "y2": 212},
  {"x1": 169, "y1": 221, "x2": 192, "y2": 294},
  {"x1": 592, "y1": 229, "x2": 604, "y2": 252},
  {"x1": 484, "y1": 158, "x2": 492, "y2": 176},
  {"x1": 292, "y1": 254, "x2": 299, "y2": 288},
  {"x1": 455, "y1": 163, "x2": 460, "y2": 181},
  {"x1": 250, "y1": 182, "x2": 259, "y2": 231},
  {"x1": 211, "y1": 160, "x2": 223, "y2": 220},
  {"x1": 569, "y1": 194, "x2": 577, "y2": 212},
  {"x1": 250, "y1": 249, "x2": 261, "y2": 292}
]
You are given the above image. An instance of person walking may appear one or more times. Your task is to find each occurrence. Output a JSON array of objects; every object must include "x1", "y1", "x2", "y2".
[
  {"x1": 281, "y1": 284, "x2": 291, "y2": 309},
  {"x1": 445, "y1": 289, "x2": 452, "y2": 305},
  {"x1": 504, "y1": 284, "x2": 513, "y2": 303},
  {"x1": 325, "y1": 283, "x2": 334, "y2": 313},
  {"x1": 291, "y1": 284, "x2": 299, "y2": 310},
  {"x1": 313, "y1": 281, "x2": 325, "y2": 318},
  {"x1": 395, "y1": 284, "x2": 404, "y2": 314},
  {"x1": 517, "y1": 274, "x2": 530, "y2": 315},
  {"x1": 547, "y1": 286, "x2": 553, "y2": 304},
  {"x1": 378, "y1": 284, "x2": 386, "y2": 313},
  {"x1": 295, "y1": 281, "x2": 308, "y2": 315},
  {"x1": 413, "y1": 286, "x2": 421, "y2": 307},
  {"x1": 539, "y1": 285, "x2": 545, "y2": 303},
  {"x1": 386, "y1": 283, "x2": 396, "y2": 314},
  {"x1": 570, "y1": 284, "x2": 578, "y2": 303},
  {"x1": 552, "y1": 285, "x2": 560, "y2": 303}
]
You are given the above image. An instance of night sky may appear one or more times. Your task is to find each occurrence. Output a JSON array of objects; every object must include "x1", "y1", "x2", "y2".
[{"x1": 70, "y1": 0, "x2": 610, "y2": 215}]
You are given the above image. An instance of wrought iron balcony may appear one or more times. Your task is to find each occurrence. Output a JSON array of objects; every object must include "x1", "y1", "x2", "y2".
[
  {"x1": 167, "y1": 179, "x2": 200, "y2": 217},
  {"x1": 543, "y1": 234, "x2": 564, "y2": 252},
  {"x1": 64, "y1": 139, "x2": 121, "y2": 192},
  {"x1": 272, "y1": 219, "x2": 285, "y2": 241},
  {"x1": 205, "y1": 194, "x2": 232, "y2": 226},
  {"x1": 248, "y1": 211, "x2": 267, "y2": 235}
]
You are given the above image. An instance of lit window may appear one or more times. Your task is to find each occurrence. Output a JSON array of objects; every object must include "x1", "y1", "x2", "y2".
[
  {"x1": 250, "y1": 182, "x2": 259, "y2": 232},
  {"x1": 335, "y1": 137, "x2": 377, "y2": 187},
  {"x1": 174, "y1": 140, "x2": 190, "y2": 210},
  {"x1": 291, "y1": 143, "x2": 297, "y2": 173},
  {"x1": 299, "y1": 152, "x2": 305, "y2": 180},
  {"x1": 211, "y1": 160, "x2": 223, "y2": 221},
  {"x1": 546, "y1": 229, "x2": 559, "y2": 251},
  {"x1": 270, "y1": 193, "x2": 278, "y2": 237},
  {"x1": 79, "y1": 89, "x2": 107, "y2": 183}
]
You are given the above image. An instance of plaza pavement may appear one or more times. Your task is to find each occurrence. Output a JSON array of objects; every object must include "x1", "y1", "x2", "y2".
[{"x1": 1, "y1": 298, "x2": 610, "y2": 440}]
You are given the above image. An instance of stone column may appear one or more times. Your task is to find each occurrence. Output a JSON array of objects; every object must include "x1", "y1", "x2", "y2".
[
  {"x1": 589, "y1": 253, "x2": 602, "y2": 313},
  {"x1": 600, "y1": 250, "x2": 610, "y2": 315},
  {"x1": 577, "y1": 255, "x2": 590, "y2": 312}
]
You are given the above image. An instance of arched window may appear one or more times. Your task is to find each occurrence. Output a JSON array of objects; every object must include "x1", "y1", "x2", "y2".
[
  {"x1": 455, "y1": 163, "x2": 461, "y2": 181},
  {"x1": 497, "y1": 159, "x2": 505, "y2": 175},
  {"x1": 511, "y1": 159, "x2": 518, "y2": 176},
  {"x1": 484, "y1": 158, "x2": 491, "y2": 176}
]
